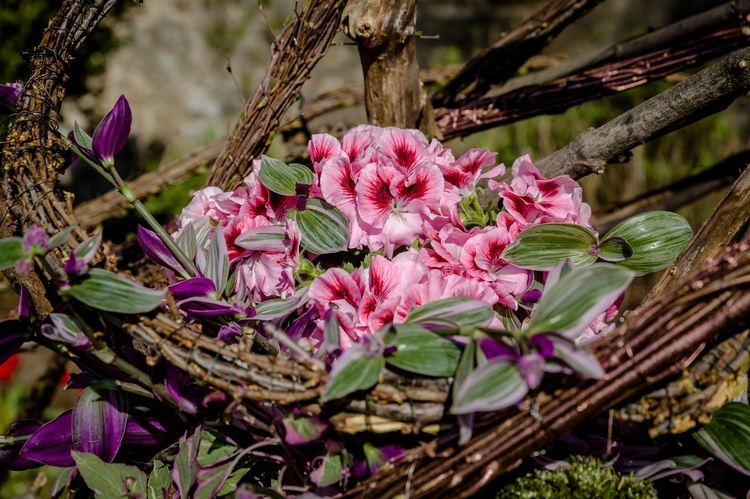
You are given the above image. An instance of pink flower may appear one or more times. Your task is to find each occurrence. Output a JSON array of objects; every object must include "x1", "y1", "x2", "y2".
[
  {"x1": 489, "y1": 155, "x2": 592, "y2": 230},
  {"x1": 308, "y1": 134, "x2": 342, "y2": 176},
  {"x1": 441, "y1": 148, "x2": 504, "y2": 195},
  {"x1": 308, "y1": 268, "x2": 365, "y2": 348},
  {"x1": 459, "y1": 227, "x2": 533, "y2": 309}
]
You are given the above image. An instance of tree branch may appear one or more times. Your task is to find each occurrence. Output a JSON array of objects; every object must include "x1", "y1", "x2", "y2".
[
  {"x1": 534, "y1": 46, "x2": 750, "y2": 180},
  {"x1": 437, "y1": 23, "x2": 750, "y2": 141},
  {"x1": 1, "y1": 0, "x2": 117, "y2": 317},
  {"x1": 206, "y1": 0, "x2": 346, "y2": 191},
  {"x1": 431, "y1": 0, "x2": 605, "y2": 107}
]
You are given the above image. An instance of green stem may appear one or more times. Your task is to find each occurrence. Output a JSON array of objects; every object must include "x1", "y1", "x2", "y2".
[
  {"x1": 64, "y1": 140, "x2": 116, "y2": 187},
  {"x1": 0, "y1": 434, "x2": 32, "y2": 446},
  {"x1": 110, "y1": 169, "x2": 198, "y2": 278}
]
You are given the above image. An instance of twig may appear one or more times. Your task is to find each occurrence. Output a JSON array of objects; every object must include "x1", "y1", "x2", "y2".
[
  {"x1": 207, "y1": 0, "x2": 347, "y2": 190},
  {"x1": 431, "y1": 0, "x2": 606, "y2": 107},
  {"x1": 534, "y1": 46, "x2": 750, "y2": 180}
]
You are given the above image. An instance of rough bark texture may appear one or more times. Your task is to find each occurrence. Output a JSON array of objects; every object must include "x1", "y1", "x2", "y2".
[
  {"x1": 343, "y1": 0, "x2": 421, "y2": 128},
  {"x1": 205, "y1": 0, "x2": 346, "y2": 191},
  {"x1": 431, "y1": 0, "x2": 605, "y2": 107},
  {"x1": 534, "y1": 46, "x2": 750, "y2": 180},
  {"x1": 0, "y1": 0, "x2": 117, "y2": 317},
  {"x1": 437, "y1": 23, "x2": 750, "y2": 141}
]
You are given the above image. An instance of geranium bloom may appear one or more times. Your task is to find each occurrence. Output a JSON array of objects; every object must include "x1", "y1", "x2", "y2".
[{"x1": 489, "y1": 155, "x2": 592, "y2": 230}]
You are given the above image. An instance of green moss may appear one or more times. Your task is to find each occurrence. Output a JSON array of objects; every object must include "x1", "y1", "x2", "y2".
[{"x1": 496, "y1": 456, "x2": 658, "y2": 499}]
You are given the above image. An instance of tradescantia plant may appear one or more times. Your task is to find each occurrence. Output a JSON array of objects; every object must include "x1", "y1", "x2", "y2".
[{"x1": 0, "y1": 96, "x2": 699, "y2": 497}]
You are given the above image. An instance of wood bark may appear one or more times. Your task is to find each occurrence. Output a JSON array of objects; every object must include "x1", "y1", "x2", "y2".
[
  {"x1": 431, "y1": 0, "x2": 606, "y2": 107},
  {"x1": 205, "y1": 0, "x2": 346, "y2": 191},
  {"x1": 343, "y1": 0, "x2": 422, "y2": 128},
  {"x1": 0, "y1": 0, "x2": 117, "y2": 318},
  {"x1": 534, "y1": 46, "x2": 750, "y2": 180}
]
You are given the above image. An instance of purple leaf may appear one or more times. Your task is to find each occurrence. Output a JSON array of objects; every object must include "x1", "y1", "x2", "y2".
[
  {"x1": 164, "y1": 365, "x2": 212, "y2": 415},
  {"x1": 41, "y1": 313, "x2": 92, "y2": 350},
  {"x1": 477, "y1": 336, "x2": 517, "y2": 361},
  {"x1": 530, "y1": 334, "x2": 555, "y2": 358},
  {"x1": 0, "y1": 420, "x2": 42, "y2": 471},
  {"x1": 0, "y1": 320, "x2": 26, "y2": 365},
  {"x1": 518, "y1": 352, "x2": 545, "y2": 390},
  {"x1": 122, "y1": 412, "x2": 182, "y2": 447},
  {"x1": 20, "y1": 410, "x2": 75, "y2": 467},
  {"x1": 169, "y1": 277, "x2": 216, "y2": 300},
  {"x1": 0, "y1": 81, "x2": 22, "y2": 109},
  {"x1": 283, "y1": 410, "x2": 328, "y2": 445},
  {"x1": 138, "y1": 225, "x2": 186, "y2": 277},
  {"x1": 177, "y1": 296, "x2": 238, "y2": 318},
  {"x1": 18, "y1": 284, "x2": 32, "y2": 321},
  {"x1": 92, "y1": 95, "x2": 132, "y2": 167},
  {"x1": 72, "y1": 385, "x2": 129, "y2": 463}
]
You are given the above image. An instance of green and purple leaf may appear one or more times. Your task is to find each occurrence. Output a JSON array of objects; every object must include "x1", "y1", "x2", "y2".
[
  {"x1": 603, "y1": 210, "x2": 693, "y2": 275},
  {"x1": 138, "y1": 225, "x2": 187, "y2": 277},
  {"x1": 289, "y1": 198, "x2": 349, "y2": 254},
  {"x1": 258, "y1": 156, "x2": 314, "y2": 196},
  {"x1": 283, "y1": 411, "x2": 328, "y2": 445},
  {"x1": 0, "y1": 237, "x2": 26, "y2": 270},
  {"x1": 547, "y1": 335, "x2": 605, "y2": 379},
  {"x1": 386, "y1": 324, "x2": 461, "y2": 377},
  {"x1": 65, "y1": 268, "x2": 166, "y2": 314},
  {"x1": 235, "y1": 224, "x2": 288, "y2": 252},
  {"x1": 173, "y1": 427, "x2": 202, "y2": 499},
  {"x1": 148, "y1": 460, "x2": 173, "y2": 499},
  {"x1": 322, "y1": 344, "x2": 384, "y2": 402},
  {"x1": 451, "y1": 359, "x2": 528, "y2": 415},
  {"x1": 404, "y1": 296, "x2": 494, "y2": 330},
  {"x1": 310, "y1": 452, "x2": 345, "y2": 487},
  {"x1": 501, "y1": 223, "x2": 598, "y2": 270},
  {"x1": 205, "y1": 225, "x2": 229, "y2": 294},
  {"x1": 526, "y1": 264, "x2": 634, "y2": 340},
  {"x1": 693, "y1": 402, "x2": 750, "y2": 476}
]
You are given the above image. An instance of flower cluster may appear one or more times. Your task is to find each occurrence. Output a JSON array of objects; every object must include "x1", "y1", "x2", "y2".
[{"x1": 178, "y1": 126, "x2": 598, "y2": 346}]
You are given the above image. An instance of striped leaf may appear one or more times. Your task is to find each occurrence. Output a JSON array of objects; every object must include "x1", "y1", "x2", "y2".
[
  {"x1": 597, "y1": 236, "x2": 633, "y2": 262},
  {"x1": 451, "y1": 359, "x2": 528, "y2": 415},
  {"x1": 64, "y1": 268, "x2": 165, "y2": 314},
  {"x1": 322, "y1": 344, "x2": 384, "y2": 402},
  {"x1": 386, "y1": 324, "x2": 461, "y2": 377},
  {"x1": 501, "y1": 223, "x2": 598, "y2": 270},
  {"x1": 48, "y1": 224, "x2": 78, "y2": 249},
  {"x1": 258, "y1": 156, "x2": 313, "y2": 196},
  {"x1": 205, "y1": 226, "x2": 229, "y2": 294},
  {"x1": 694, "y1": 402, "x2": 750, "y2": 477},
  {"x1": 253, "y1": 287, "x2": 309, "y2": 321},
  {"x1": 603, "y1": 211, "x2": 692, "y2": 275},
  {"x1": 404, "y1": 297, "x2": 494, "y2": 330},
  {"x1": 291, "y1": 198, "x2": 349, "y2": 254},
  {"x1": 235, "y1": 225, "x2": 287, "y2": 252},
  {"x1": 548, "y1": 335, "x2": 604, "y2": 379},
  {"x1": 526, "y1": 264, "x2": 634, "y2": 340},
  {"x1": 0, "y1": 237, "x2": 26, "y2": 270}
]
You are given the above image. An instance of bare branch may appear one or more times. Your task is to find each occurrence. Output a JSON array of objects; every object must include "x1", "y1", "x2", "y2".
[
  {"x1": 431, "y1": 0, "x2": 605, "y2": 107},
  {"x1": 535, "y1": 46, "x2": 750, "y2": 180}
]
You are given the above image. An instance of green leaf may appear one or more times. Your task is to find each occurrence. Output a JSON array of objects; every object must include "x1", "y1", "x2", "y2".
[
  {"x1": 404, "y1": 297, "x2": 494, "y2": 330},
  {"x1": 526, "y1": 264, "x2": 634, "y2": 340},
  {"x1": 205, "y1": 226, "x2": 229, "y2": 294},
  {"x1": 197, "y1": 429, "x2": 238, "y2": 467},
  {"x1": 596, "y1": 236, "x2": 633, "y2": 262},
  {"x1": 0, "y1": 237, "x2": 26, "y2": 270},
  {"x1": 322, "y1": 345, "x2": 384, "y2": 402},
  {"x1": 49, "y1": 224, "x2": 78, "y2": 248},
  {"x1": 253, "y1": 287, "x2": 309, "y2": 321},
  {"x1": 451, "y1": 360, "x2": 528, "y2": 415},
  {"x1": 603, "y1": 211, "x2": 692, "y2": 275},
  {"x1": 64, "y1": 268, "x2": 166, "y2": 314},
  {"x1": 292, "y1": 198, "x2": 349, "y2": 254},
  {"x1": 73, "y1": 122, "x2": 93, "y2": 150},
  {"x1": 386, "y1": 324, "x2": 461, "y2": 377},
  {"x1": 501, "y1": 223, "x2": 598, "y2": 270},
  {"x1": 258, "y1": 156, "x2": 313, "y2": 196},
  {"x1": 694, "y1": 402, "x2": 750, "y2": 476},
  {"x1": 72, "y1": 451, "x2": 147, "y2": 497},
  {"x1": 174, "y1": 427, "x2": 201, "y2": 499},
  {"x1": 148, "y1": 460, "x2": 173, "y2": 499},
  {"x1": 310, "y1": 452, "x2": 344, "y2": 487}
]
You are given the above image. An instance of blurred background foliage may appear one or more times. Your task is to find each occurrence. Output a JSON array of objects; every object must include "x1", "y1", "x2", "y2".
[{"x1": 1, "y1": 0, "x2": 748, "y2": 493}]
